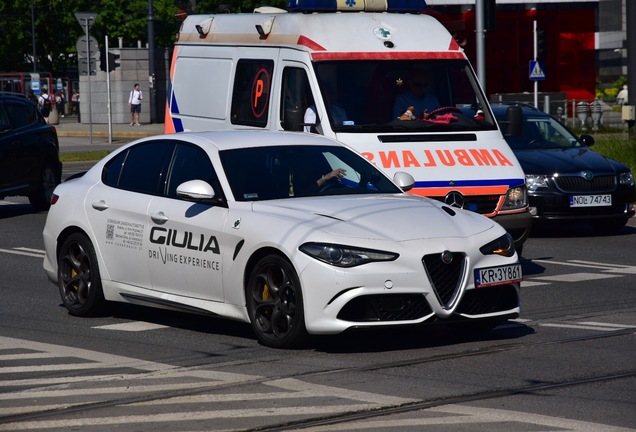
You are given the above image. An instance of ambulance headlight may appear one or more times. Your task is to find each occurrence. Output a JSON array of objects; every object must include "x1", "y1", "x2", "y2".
[{"x1": 501, "y1": 185, "x2": 527, "y2": 210}]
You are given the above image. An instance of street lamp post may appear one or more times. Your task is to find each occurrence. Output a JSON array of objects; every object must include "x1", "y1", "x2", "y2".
[
  {"x1": 148, "y1": 0, "x2": 158, "y2": 124},
  {"x1": 31, "y1": 0, "x2": 36, "y2": 72}
]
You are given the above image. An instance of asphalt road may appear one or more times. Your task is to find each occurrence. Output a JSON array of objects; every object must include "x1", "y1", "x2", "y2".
[{"x1": 0, "y1": 158, "x2": 634, "y2": 431}]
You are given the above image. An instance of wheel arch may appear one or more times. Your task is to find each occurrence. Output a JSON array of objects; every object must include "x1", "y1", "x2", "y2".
[
  {"x1": 242, "y1": 246, "x2": 293, "y2": 306},
  {"x1": 56, "y1": 226, "x2": 91, "y2": 262}
]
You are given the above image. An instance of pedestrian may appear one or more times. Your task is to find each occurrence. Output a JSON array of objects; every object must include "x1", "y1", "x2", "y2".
[
  {"x1": 55, "y1": 91, "x2": 65, "y2": 117},
  {"x1": 616, "y1": 85, "x2": 628, "y2": 106},
  {"x1": 128, "y1": 83, "x2": 143, "y2": 126},
  {"x1": 38, "y1": 88, "x2": 52, "y2": 124},
  {"x1": 27, "y1": 89, "x2": 38, "y2": 106},
  {"x1": 71, "y1": 88, "x2": 80, "y2": 116}
]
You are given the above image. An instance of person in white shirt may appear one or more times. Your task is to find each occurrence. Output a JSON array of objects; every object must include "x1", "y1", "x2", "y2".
[
  {"x1": 616, "y1": 85, "x2": 628, "y2": 106},
  {"x1": 128, "y1": 83, "x2": 143, "y2": 126}
]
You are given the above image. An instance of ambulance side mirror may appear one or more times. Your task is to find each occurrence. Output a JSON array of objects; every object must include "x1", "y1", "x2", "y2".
[
  {"x1": 505, "y1": 105, "x2": 523, "y2": 137},
  {"x1": 283, "y1": 107, "x2": 304, "y2": 132}
]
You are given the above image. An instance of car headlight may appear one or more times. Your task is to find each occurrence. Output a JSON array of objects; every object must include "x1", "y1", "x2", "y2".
[
  {"x1": 480, "y1": 233, "x2": 515, "y2": 257},
  {"x1": 619, "y1": 172, "x2": 635, "y2": 187},
  {"x1": 501, "y1": 185, "x2": 527, "y2": 210},
  {"x1": 525, "y1": 174, "x2": 549, "y2": 192},
  {"x1": 299, "y1": 243, "x2": 398, "y2": 267}
]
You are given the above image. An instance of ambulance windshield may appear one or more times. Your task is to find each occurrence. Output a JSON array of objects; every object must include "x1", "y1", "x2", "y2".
[{"x1": 299, "y1": 59, "x2": 497, "y2": 133}]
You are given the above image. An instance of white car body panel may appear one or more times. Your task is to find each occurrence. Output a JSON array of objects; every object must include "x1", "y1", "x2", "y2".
[{"x1": 43, "y1": 131, "x2": 520, "y2": 338}]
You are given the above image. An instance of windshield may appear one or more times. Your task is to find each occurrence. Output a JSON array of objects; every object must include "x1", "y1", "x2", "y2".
[
  {"x1": 503, "y1": 115, "x2": 582, "y2": 150},
  {"x1": 306, "y1": 59, "x2": 497, "y2": 133},
  {"x1": 220, "y1": 145, "x2": 403, "y2": 201}
]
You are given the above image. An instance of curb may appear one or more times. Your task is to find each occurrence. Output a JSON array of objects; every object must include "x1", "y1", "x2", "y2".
[{"x1": 56, "y1": 130, "x2": 158, "y2": 139}]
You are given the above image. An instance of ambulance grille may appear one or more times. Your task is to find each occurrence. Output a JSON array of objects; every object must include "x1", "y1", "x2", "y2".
[
  {"x1": 433, "y1": 195, "x2": 499, "y2": 215},
  {"x1": 554, "y1": 174, "x2": 616, "y2": 193},
  {"x1": 422, "y1": 252, "x2": 466, "y2": 309}
]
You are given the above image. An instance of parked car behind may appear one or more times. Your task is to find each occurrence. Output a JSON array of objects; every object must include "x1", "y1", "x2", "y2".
[
  {"x1": 492, "y1": 104, "x2": 635, "y2": 232},
  {"x1": 0, "y1": 92, "x2": 62, "y2": 210}
]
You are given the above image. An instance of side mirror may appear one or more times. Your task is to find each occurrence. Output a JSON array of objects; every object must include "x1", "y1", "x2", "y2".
[
  {"x1": 579, "y1": 134, "x2": 595, "y2": 147},
  {"x1": 393, "y1": 172, "x2": 415, "y2": 192},
  {"x1": 176, "y1": 179, "x2": 216, "y2": 201},
  {"x1": 282, "y1": 107, "x2": 304, "y2": 132},
  {"x1": 505, "y1": 105, "x2": 523, "y2": 137}
]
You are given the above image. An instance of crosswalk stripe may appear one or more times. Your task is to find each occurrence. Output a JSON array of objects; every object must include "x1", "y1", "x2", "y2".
[
  {"x1": 92, "y1": 322, "x2": 169, "y2": 331},
  {"x1": 540, "y1": 323, "x2": 629, "y2": 331}
]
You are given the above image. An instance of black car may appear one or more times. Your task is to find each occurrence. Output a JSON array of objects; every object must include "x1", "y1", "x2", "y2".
[
  {"x1": 0, "y1": 92, "x2": 62, "y2": 210},
  {"x1": 492, "y1": 104, "x2": 635, "y2": 232}
]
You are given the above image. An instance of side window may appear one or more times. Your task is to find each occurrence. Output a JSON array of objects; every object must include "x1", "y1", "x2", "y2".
[
  {"x1": 165, "y1": 143, "x2": 220, "y2": 199},
  {"x1": 280, "y1": 67, "x2": 313, "y2": 132},
  {"x1": 102, "y1": 141, "x2": 174, "y2": 195},
  {"x1": 0, "y1": 104, "x2": 9, "y2": 127},
  {"x1": 5, "y1": 102, "x2": 29, "y2": 128},
  {"x1": 231, "y1": 59, "x2": 274, "y2": 127}
]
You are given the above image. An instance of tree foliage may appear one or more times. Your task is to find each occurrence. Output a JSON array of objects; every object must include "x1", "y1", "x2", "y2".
[{"x1": 2, "y1": 0, "x2": 288, "y2": 75}]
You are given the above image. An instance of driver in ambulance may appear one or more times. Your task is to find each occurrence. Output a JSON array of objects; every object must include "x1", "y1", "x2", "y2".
[{"x1": 393, "y1": 64, "x2": 440, "y2": 119}]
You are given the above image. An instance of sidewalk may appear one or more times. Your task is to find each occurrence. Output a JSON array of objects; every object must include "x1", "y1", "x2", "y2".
[{"x1": 53, "y1": 114, "x2": 164, "y2": 138}]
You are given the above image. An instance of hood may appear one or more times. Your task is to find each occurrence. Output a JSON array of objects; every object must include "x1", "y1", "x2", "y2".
[
  {"x1": 514, "y1": 147, "x2": 629, "y2": 175},
  {"x1": 252, "y1": 194, "x2": 496, "y2": 242}
]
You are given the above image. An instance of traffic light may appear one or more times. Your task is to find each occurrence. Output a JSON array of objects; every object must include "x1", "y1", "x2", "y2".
[
  {"x1": 109, "y1": 52, "x2": 120, "y2": 71},
  {"x1": 99, "y1": 47, "x2": 108, "y2": 72},
  {"x1": 537, "y1": 29, "x2": 546, "y2": 59},
  {"x1": 98, "y1": 47, "x2": 120, "y2": 72},
  {"x1": 484, "y1": 0, "x2": 496, "y2": 32}
]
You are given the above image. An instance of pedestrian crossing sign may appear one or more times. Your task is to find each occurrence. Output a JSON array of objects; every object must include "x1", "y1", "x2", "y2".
[{"x1": 529, "y1": 60, "x2": 546, "y2": 81}]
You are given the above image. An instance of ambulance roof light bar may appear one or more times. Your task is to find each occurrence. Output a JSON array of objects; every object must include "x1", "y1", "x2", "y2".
[{"x1": 287, "y1": 0, "x2": 427, "y2": 14}]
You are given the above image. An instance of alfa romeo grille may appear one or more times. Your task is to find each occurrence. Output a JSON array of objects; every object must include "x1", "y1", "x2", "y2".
[
  {"x1": 554, "y1": 174, "x2": 616, "y2": 193},
  {"x1": 422, "y1": 252, "x2": 466, "y2": 308}
]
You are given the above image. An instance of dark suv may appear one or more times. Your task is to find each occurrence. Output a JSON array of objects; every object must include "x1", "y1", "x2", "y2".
[
  {"x1": 492, "y1": 104, "x2": 635, "y2": 232},
  {"x1": 0, "y1": 92, "x2": 62, "y2": 210}
]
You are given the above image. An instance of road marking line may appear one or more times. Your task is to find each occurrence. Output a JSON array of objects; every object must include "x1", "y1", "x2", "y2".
[
  {"x1": 568, "y1": 260, "x2": 632, "y2": 269},
  {"x1": 15, "y1": 247, "x2": 45, "y2": 254},
  {"x1": 520, "y1": 280, "x2": 550, "y2": 287},
  {"x1": 93, "y1": 321, "x2": 169, "y2": 332},
  {"x1": 0, "y1": 248, "x2": 44, "y2": 258},
  {"x1": 540, "y1": 323, "x2": 629, "y2": 331},
  {"x1": 530, "y1": 273, "x2": 618, "y2": 282},
  {"x1": 531, "y1": 259, "x2": 621, "y2": 271},
  {"x1": 578, "y1": 321, "x2": 636, "y2": 329}
]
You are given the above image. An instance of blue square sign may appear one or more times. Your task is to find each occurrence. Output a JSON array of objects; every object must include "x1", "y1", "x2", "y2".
[{"x1": 529, "y1": 61, "x2": 546, "y2": 81}]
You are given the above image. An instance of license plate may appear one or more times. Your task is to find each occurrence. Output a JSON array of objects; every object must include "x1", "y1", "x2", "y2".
[
  {"x1": 569, "y1": 194, "x2": 611, "y2": 207},
  {"x1": 475, "y1": 264, "x2": 522, "y2": 288}
]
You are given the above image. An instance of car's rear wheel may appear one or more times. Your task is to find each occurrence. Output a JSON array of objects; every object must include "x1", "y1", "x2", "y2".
[
  {"x1": 58, "y1": 233, "x2": 107, "y2": 317},
  {"x1": 246, "y1": 254, "x2": 307, "y2": 348},
  {"x1": 28, "y1": 161, "x2": 59, "y2": 211}
]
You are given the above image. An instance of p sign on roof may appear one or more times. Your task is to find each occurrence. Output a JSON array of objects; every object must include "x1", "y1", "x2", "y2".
[{"x1": 529, "y1": 60, "x2": 546, "y2": 81}]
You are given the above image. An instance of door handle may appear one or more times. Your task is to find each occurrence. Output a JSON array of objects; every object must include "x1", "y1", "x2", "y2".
[
  {"x1": 91, "y1": 200, "x2": 108, "y2": 211},
  {"x1": 150, "y1": 211, "x2": 169, "y2": 223}
]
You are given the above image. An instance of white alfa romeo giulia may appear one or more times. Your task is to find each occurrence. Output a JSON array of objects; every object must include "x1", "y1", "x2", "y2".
[{"x1": 43, "y1": 131, "x2": 522, "y2": 348}]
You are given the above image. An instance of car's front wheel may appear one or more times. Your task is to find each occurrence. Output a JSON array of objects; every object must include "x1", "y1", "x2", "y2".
[
  {"x1": 58, "y1": 233, "x2": 107, "y2": 316},
  {"x1": 246, "y1": 254, "x2": 307, "y2": 348}
]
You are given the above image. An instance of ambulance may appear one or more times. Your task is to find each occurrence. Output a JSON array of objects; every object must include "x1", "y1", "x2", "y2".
[{"x1": 165, "y1": 0, "x2": 531, "y2": 251}]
